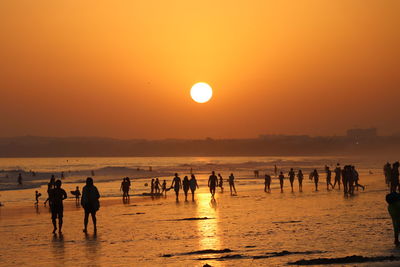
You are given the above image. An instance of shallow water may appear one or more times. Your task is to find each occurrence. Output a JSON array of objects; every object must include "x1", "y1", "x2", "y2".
[{"x1": 0, "y1": 157, "x2": 399, "y2": 266}]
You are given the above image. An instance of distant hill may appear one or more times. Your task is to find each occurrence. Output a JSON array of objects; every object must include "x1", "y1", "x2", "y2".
[{"x1": 0, "y1": 135, "x2": 399, "y2": 157}]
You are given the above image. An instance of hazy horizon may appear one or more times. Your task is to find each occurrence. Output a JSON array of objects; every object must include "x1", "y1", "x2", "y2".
[{"x1": 1, "y1": 1, "x2": 399, "y2": 139}]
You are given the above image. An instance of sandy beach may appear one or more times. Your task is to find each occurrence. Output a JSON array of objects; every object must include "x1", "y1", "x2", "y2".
[{"x1": 0, "y1": 157, "x2": 399, "y2": 266}]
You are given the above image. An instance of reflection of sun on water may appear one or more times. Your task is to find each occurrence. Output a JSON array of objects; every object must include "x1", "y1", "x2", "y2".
[{"x1": 196, "y1": 193, "x2": 220, "y2": 250}]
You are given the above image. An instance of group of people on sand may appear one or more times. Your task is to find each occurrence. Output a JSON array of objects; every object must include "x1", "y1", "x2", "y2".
[
  {"x1": 384, "y1": 161, "x2": 400, "y2": 193},
  {"x1": 37, "y1": 175, "x2": 100, "y2": 234},
  {"x1": 264, "y1": 163, "x2": 363, "y2": 195},
  {"x1": 120, "y1": 177, "x2": 131, "y2": 201},
  {"x1": 170, "y1": 173, "x2": 199, "y2": 201}
]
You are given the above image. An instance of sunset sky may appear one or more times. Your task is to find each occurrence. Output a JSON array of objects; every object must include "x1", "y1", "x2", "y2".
[{"x1": 0, "y1": 0, "x2": 399, "y2": 139}]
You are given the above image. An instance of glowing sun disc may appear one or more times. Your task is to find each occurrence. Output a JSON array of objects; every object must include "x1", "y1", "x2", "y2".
[{"x1": 190, "y1": 82, "x2": 213, "y2": 103}]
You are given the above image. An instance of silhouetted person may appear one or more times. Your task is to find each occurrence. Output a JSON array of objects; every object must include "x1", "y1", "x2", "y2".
[
  {"x1": 121, "y1": 178, "x2": 130, "y2": 200},
  {"x1": 274, "y1": 165, "x2": 278, "y2": 177},
  {"x1": 342, "y1": 166, "x2": 348, "y2": 194},
  {"x1": 391, "y1": 162, "x2": 400, "y2": 193},
  {"x1": 208, "y1": 171, "x2": 218, "y2": 198},
  {"x1": 384, "y1": 162, "x2": 392, "y2": 187},
  {"x1": 311, "y1": 169, "x2": 319, "y2": 191},
  {"x1": 189, "y1": 174, "x2": 199, "y2": 201},
  {"x1": 297, "y1": 170, "x2": 304, "y2": 192},
  {"x1": 155, "y1": 178, "x2": 160, "y2": 194},
  {"x1": 182, "y1": 176, "x2": 190, "y2": 201},
  {"x1": 264, "y1": 174, "x2": 271, "y2": 192},
  {"x1": 218, "y1": 173, "x2": 224, "y2": 193},
  {"x1": 44, "y1": 182, "x2": 53, "y2": 207},
  {"x1": 228, "y1": 173, "x2": 237, "y2": 195},
  {"x1": 333, "y1": 163, "x2": 341, "y2": 190},
  {"x1": 161, "y1": 180, "x2": 167, "y2": 196},
  {"x1": 35, "y1": 190, "x2": 41, "y2": 205},
  {"x1": 18, "y1": 173, "x2": 22, "y2": 185},
  {"x1": 288, "y1": 168, "x2": 295, "y2": 192},
  {"x1": 278, "y1": 172, "x2": 284, "y2": 193},
  {"x1": 73, "y1": 186, "x2": 81, "y2": 204},
  {"x1": 171, "y1": 173, "x2": 182, "y2": 201},
  {"x1": 325, "y1": 166, "x2": 333, "y2": 190},
  {"x1": 352, "y1": 166, "x2": 364, "y2": 191},
  {"x1": 151, "y1": 178, "x2": 155, "y2": 196},
  {"x1": 49, "y1": 180, "x2": 67, "y2": 234},
  {"x1": 386, "y1": 192, "x2": 400, "y2": 245},
  {"x1": 81, "y1": 177, "x2": 100, "y2": 233}
]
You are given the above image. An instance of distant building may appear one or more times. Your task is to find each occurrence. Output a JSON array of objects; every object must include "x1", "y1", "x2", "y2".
[{"x1": 346, "y1": 128, "x2": 377, "y2": 140}]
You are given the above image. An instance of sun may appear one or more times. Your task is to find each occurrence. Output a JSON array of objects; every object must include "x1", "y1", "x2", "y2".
[{"x1": 190, "y1": 82, "x2": 213, "y2": 103}]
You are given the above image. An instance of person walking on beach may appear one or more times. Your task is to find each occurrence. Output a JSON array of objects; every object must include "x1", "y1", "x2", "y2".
[
  {"x1": 81, "y1": 177, "x2": 100, "y2": 234},
  {"x1": 279, "y1": 172, "x2": 284, "y2": 193},
  {"x1": 189, "y1": 174, "x2": 199, "y2": 201},
  {"x1": 182, "y1": 176, "x2": 190, "y2": 201},
  {"x1": 274, "y1": 165, "x2": 278, "y2": 177},
  {"x1": 333, "y1": 163, "x2": 341, "y2": 190},
  {"x1": 208, "y1": 171, "x2": 218, "y2": 198},
  {"x1": 288, "y1": 168, "x2": 295, "y2": 192},
  {"x1": 386, "y1": 192, "x2": 400, "y2": 245},
  {"x1": 18, "y1": 173, "x2": 22, "y2": 185},
  {"x1": 228, "y1": 173, "x2": 237, "y2": 195},
  {"x1": 352, "y1": 166, "x2": 365, "y2": 191},
  {"x1": 297, "y1": 170, "x2": 304, "y2": 192},
  {"x1": 120, "y1": 178, "x2": 130, "y2": 200},
  {"x1": 218, "y1": 173, "x2": 224, "y2": 193},
  {"x1": 325, "y1": 166, "x2": 333, "y2": 190},
  {"x1": 391, "y1": 162, "x2": 400, "y2": 193},
  {"x1": 311, "y1": 169, "x2": 319, "y2": 191},
  {"x1": 171, "y1": 173, "x2": 182, "y2": 201},
  {"x1": 264, "y1": 174, "x2": 271, "y2": 192},
  {"x1": 49, "y1": 180, "x2": 67, "y2": 234},
  {"x1": 35, "y1": 190, "x2": 41, "y2": 205}
]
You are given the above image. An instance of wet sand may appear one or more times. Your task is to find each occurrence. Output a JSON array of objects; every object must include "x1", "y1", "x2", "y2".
[{"x1": 1, "y1": 169, "x2": 399, "y2": 266}]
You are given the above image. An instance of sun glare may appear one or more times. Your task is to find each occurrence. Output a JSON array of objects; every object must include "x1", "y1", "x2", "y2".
[{"x1": 190, "y1": 82, "x2": 213, "y2": 103}]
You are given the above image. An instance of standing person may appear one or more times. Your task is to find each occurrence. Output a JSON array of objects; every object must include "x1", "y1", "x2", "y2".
[
  {"x1": 35, "y1": 191, "x2": 41, "y2": 205},
  {"x1": 189, "y1": 174, "x2": 199, "y2": 201},
  {"x1": 342, "y1": 166, "x2": 348, "y2": 194},
  {"x1": 274, "y1": 165, "x2": 278, "y2": 177},
  {"x1": 279, "y1": 172, "x2": 284, "y2": 193},
  {"x1": 264, "y1": 174, "x2": 271, "y2": 193},
  {"x1": 49, "y1": 180, "x2": 67, "y2": 234},
  {"x1": 208, "y1": 171, "x2": 218, "y2": 198},
  {"x1": 18, "y1": 173, "x2": 22, "y2": 185},
  {"x1": 182, "y1": 176, "x2": 190, "y2": 201},
  {"x1": 325, "y1": 166, "x2": 333, "y2": 190},
  {"x1": 154, "y1": 178, "x2": 161, "y2": 195},
  {"x1": 81, "y1": 177, "x2": 100, "y2": 234},
  {"x1": 150, "y1": 179, "x2": 155, "y2": 196},
  {"x1": 218, "y1": 173, "x2": 224, "y2": 193},
  {"x1": 333, "y1": 163, "x2": 341, "y2": 190},
  {"x1": 297, "y1": 170, "x2": 304, "y2": 192},
  {"x1": 228, "y1": 173, "x2": 237, "y2": 195},
  {"x1": 73, "y1": 186, "x2": 81, "y2": 205},
  {"x1": 288, "y1": 168, "x2": 295, "y2": 192},
  {"x1": 120, "y1": 178, "x2": 128, "y2": 200},
  {"x1": 171, "y1": 173, "x2": 182, "y2": 201},
  {"x1": 161, "y1": 180, "x2": 167, "y2": 197},
  {"x1": 391, "y1": 162, "x2": 400, "y2": 193},
  {"x1": 384, "y1": 162, "x2": 392, "y2": 187},
  {"x1": 311, "y1": 169, "x2": 319, "y2": 191}
]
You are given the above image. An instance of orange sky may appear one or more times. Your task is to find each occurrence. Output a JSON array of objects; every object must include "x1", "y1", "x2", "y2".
[{"x1": 0, "y1": 0, "x2": 399, "y2": 139}]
